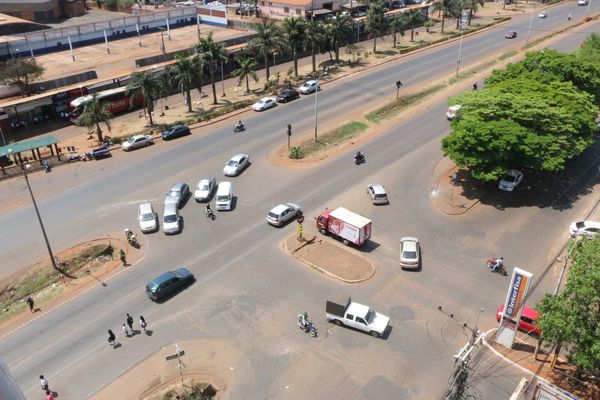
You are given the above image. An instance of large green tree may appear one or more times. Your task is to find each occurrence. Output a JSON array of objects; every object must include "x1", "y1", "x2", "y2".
[
  {"x1": 576, "y1": 33, "x2": 600, "y2": 64},
  {"x1": 365, "y1": 0, "x2": 386, "y2": 52},
  {"x1": 195, "y1": 33, "x2": 227, "y2": 105},
  {"x1": 170, "y1": 53, "x2": 204, "y2": 113},
  {"x1": 326, "y1": 12, "x2": 354, "y2": 63},
  {"x1": 441, "y1": 78, "x2": 596, "y2": 181},
  {"x1": 486, "y1": 49, "x2": 600, "y2": 104},
  {"x1": 536, "y1": 237, "x2": 600, "y2": 371},
  {"x1": 126, "y1": 70, "x2": 162, "y2": 125},
  {"x1": 0, "y1": 57, "x2": 44, "y2": 97},
  {"x1": 77, "y1": 94, "x2": 112, "y2": 143},
  {"x1": 283, "y1": 16, "x2": 306, "y2": 76},
  {"x1": 249, "y1": 20, "x2": 286, "y2": 81},
  {"x1": 407, "y1": 10, "x2": 425, "y2": 42}
]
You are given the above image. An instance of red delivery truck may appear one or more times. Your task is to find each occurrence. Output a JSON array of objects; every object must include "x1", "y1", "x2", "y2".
[{"x1": 316, "y1": 207, "x2": 372, "y2": 246}]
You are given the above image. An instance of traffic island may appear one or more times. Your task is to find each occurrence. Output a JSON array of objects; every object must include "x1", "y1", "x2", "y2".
[
  {"x1": 283, "y1": 231, "x2": 376, "y2": 283},
  {"x1": 90, "y1": 340, "x2": 232, "y2": 400},
  {"x1": 0, "y1": 233, "x2": 145, "y2": 335}
]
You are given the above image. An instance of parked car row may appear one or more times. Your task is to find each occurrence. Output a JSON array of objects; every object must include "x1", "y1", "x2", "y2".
[{"x1": 252, "y1": 81, "x2": 320, "y2": 112}]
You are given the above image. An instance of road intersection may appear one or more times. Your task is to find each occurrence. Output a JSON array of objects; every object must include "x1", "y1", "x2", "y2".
[{"x1": 0, "y1": 4, "x2": 599, "y2": 399}]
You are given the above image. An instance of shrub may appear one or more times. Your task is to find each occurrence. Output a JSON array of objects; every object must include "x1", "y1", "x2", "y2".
[{"x1": 288, "y1": 146, "x2": 304, "y2": 159}]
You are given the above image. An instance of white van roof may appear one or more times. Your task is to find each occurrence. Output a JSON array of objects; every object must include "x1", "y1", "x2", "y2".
[{"x1": 217, "y1": 181, "x2": 232, "y2": 194}]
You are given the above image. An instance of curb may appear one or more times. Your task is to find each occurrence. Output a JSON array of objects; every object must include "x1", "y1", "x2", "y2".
[{"x1": 282, "y1": 235, "x2": 376, "y2": 283}]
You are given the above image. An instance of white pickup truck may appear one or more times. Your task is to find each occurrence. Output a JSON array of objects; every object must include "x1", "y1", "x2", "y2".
[{"x1": 325, "y1": 296, "x2": 390, "y2": 338}]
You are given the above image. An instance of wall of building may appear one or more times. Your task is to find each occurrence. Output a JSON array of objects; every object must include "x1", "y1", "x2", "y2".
[{"x1": 0, "y1": 5, "x2": 227, "y2": 60}]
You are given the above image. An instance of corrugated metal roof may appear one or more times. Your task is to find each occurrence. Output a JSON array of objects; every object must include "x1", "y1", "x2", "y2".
[{"x1": 0, "y1": 135, "x2": 58, "y2": 156}]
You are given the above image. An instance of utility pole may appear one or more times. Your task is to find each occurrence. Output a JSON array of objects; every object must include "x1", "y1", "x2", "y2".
[{"x1": 439, "y1": 306, "x2": 484, "y2": 400}]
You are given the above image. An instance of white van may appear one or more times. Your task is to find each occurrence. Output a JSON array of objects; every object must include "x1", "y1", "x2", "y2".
[
  {"x1": 445, "y1": 105, "x2": 462, "y2": 120},
  {"x1": 215, "y1": 182, "x2": 233, "y2": 211}
]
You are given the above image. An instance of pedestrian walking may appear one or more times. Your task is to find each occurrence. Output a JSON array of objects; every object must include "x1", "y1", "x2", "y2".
[
  {"x1": 126, "y1": 313, "x2": 134, "y2": 330},
  {"x1": 108, "y1": 329, "x2": 118, "y2": 348},
  {"x1": 122, "y1": 323, "x2": 131, "y2": 338},
  {"x1": 119, "y1": 249, "x2": 126, "y2": 266},
  {"x1": 39, "y1": 375, "x2": 49, "y2": 391},
  {"x1": 26, "y1": 294, "x2": 34, "y2": 313},
  {"x1": 140, "y1": 316, "x2": 147, "y2": 332},
  {"x1": 46, "y1": 389, "x2": 55, "y2": 400}
]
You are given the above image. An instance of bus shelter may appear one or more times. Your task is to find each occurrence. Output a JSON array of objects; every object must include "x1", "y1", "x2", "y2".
[{"x1": 0, "y1": 136, "x2": 60, "y2": 174}]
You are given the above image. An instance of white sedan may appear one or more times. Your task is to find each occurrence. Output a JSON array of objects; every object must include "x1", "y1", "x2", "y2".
[
  {"x1": 252, "y1": 97, "x2": 277, "y2": 111},
  {"x1": 498, "y1": 169, "x2": 523, "y2": 192},
  {"x1": 266, "y1": 203, "x2": 301, "y2": 227},
  {"x1": 298, "y1": 80, "x2": 319, "y2": 94},
  {"x1": 400, "y1": 237, "x2": 420, "y2": 269},
  {"x1": 569, "y1": 221, "x2": 600, "y2": 238},
  {"x1": 121, "y1": 134, "x2": 153, "y2": 151},
  {"x1": 223, "y1": 154, "x2": 249, "y2": 176}
]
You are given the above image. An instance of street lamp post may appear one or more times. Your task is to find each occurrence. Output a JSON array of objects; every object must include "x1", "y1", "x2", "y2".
[
  {"x1": 313, "y1": 73, "x2": 325, "y2": 142},
  {"x1": 8, "y1": 149, "x2": 64, "y2": 282}
]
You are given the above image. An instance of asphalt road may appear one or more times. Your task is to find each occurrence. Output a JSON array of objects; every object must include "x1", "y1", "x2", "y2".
[{"x1": 1, "y1": 3, "x2": 599, "y2": 399}]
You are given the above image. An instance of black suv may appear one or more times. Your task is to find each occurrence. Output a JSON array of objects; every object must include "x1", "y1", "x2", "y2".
[
  {"x1": 146, "y1": 268, "x2": 195, "y2": 301},
  {"x1": 276, "y1": 88, "x2": 300, "y2": 103}
]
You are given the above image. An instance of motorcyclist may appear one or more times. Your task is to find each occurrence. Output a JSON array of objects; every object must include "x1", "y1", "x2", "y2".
[
  {"x1": 298, "y1": 312, "x2": 309, "y2": 330},
  {"x1": 235, "y1": 120, "x2": 244, "y2": 131},
  {"x1": 568, "y1": 13, "x2": 571, "y2": 21},
  {"x1": 491, "y1": 257, "x2": 504, "y2": 272},
  {"x1": 472, "y1": 82, "x2": 478, "y2": 90},
  {"x1": 205, "y1": 204, "x2": 213, "y2": 217},
  {"x1": 355, "y1": 150, "x2": 364, "y2": 161}
]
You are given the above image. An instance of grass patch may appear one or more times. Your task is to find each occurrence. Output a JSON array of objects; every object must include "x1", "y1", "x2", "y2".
[
  {"x1": 0, "y1": 244, "x2": 113, "y2": 321},
  {"x1": 365, "y1": 113, "x2": 380, "y2": 124},
  {"x1": 499, "y1": 50, "x2": 517, "y2": 61},
  {"x1": 370, "y1": 83, "x2": 447, "y2": 120},
  {"x1": 294, "y1": 121, "x2": 368, "y2": 158}
]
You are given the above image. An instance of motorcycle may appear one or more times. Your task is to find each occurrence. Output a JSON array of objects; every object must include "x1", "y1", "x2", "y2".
[
  {"x1": 43, "y1": 160, "x2": 51, "y2": 173},
  {"x1": 233, "y1": 123, "x2": 245, "y2": 133},
  {"x1": 486, "y1": 257, "x2": 507, "y2": 276},
  {"x1": 205, "y1": 207, "x2": 215, "y2": 220},
  {"x1": 124, "y1": 228, "x2": 140, "y2": 248},
  {"x1": 354, "y1": 151, "x2": 365, "y2": 165},
  {"x1": 297, "y1": 315, "x2": 318, "y2": 338}
]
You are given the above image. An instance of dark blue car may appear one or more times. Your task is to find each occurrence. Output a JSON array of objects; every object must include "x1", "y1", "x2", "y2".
[
  {"x1": 162, "y1": 125, "x2": 191, "y2": 140},
  {"x1": 146, "y1": 268, "x2": 195, "y2": 302}
]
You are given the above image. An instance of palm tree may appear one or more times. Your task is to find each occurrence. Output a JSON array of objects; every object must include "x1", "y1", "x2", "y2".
[
  {"x1": 433, "y1": 0, "x2": 453, "y2": 33},
  {"x1": 170, "y1": 53, "x2": 203, "y2": 112},
  {"x1": 232, "y1": 55, "x2": 259, "y2": 93},
  {"x1": 365, "y1": 0, "x2": 387, "y2": 52},
  {"x1": 195, "y1": 33, "x2": 227, "y2": 105},
  {"x1": 388, "y1": 14, "x2": 409, "y2": 48},
  {"x1": 408, "y1": 10, "x2": 425, "y2": 42},
  {"x1": 77, "y1": 94, "x2": 112, "y2": 143},
  {"x1": 304, "y1": 19, "x2": 324, "y2": 73},
  {"x1": 327, "y1": 12, "x2": 354, "y2": 63},
  {"x1": 126, "y1": 70, "x2": 162, "y2": 125},
  {"x1": 283, "y1": 16, "x2": 306, "y2": 76},
  {"x1": 249, "y1": 20, "x2": 286, "y2": 81}
]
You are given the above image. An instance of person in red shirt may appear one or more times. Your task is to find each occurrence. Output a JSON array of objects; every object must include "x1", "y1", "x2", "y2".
[{"x1": 46, "y1": 390, "x2": 55, "y2": 400}]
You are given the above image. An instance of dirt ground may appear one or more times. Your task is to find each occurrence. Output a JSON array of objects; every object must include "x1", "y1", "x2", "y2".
[
  {"x1": 490, "y1": 338, "x2": 600, "y2": 399},
  {"x1": 283, "y1": 231, "x2": 376, "y2": 283}
]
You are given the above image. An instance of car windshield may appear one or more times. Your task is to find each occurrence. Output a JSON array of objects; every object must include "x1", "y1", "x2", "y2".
[
  {"x1": 167, "y1": 190, "x2": 180, "y2": 197},
  {"x1": 147, "y1": 282, "x2": 158, "y2": 291},
  {"x1": 164, "y1": 214, "x2": 177, "y2": 223},
  {"x1": 141, "y1": 213, "x2": 154, "y2": 222},
  {"x1": 217, "y1": 195, "x2": 228, "y2": 201},
  {"x1": 199, "y1": 182, "x2": 209, "y2": 190},
  {"x1": 227, "y1": 160, "x2": 238, "y2": 167},
  {"x1": 403, "y1": 251, "x2": 417, "y2": 259},
  {"x1": 374, "y1": 194, "x2": 386, "y2": 199},
  {"x1": 365, "y1": 309, "x2": 375, "y2": 324},
  {"x1": 575, "y1": 222, "x2": 586, "y2": 229},
  {"x1": 173, "y1": 270, "x2": 183, "y2": 278},
  {"x1": 127, "y1": 137, "x2": 136, "y2": 144},
  {"x1": 268, "y1": 212, "x2": 279, "y2": 218},
  {"x1": 502, "y1": 174, "x2": 517, "y2": 182}
]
